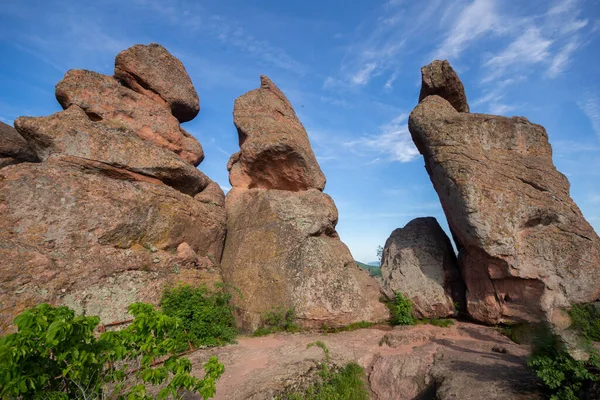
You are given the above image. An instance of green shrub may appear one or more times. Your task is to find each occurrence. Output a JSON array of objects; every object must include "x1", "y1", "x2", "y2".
[
  {"x1": 420, "y1": 318, "x2": 454, "y2": 328},
  {"x1": 321, "y1": 321, "x2": 376, "y2": 334},
  {"x1": 252, "y1": 307, "x2": 300, "y2": 336},
  {"x1": 281, "y1": 341, "x2": 369, "y2": 400},
  {"x1": 160, "y1": 284, "x2": 237, "y2": 351},
  {"x1": 569, "y1": 304, "x2": 600, "y2": 342},
  {"x1": 387, "y1": 292, "x2": 415, "y2": 326},
  {"x1": 527, "y1": 324, "x2": 600, "y2": 400},
  {"x1": 0, "y1": 303, "x2": 224, "y2": 399}
]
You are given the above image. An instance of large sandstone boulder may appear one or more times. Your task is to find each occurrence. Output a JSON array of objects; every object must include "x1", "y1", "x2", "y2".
[
  {"x1": 222, "y1": 77, "x2": 387, "y2": 331},
  {"x1": 221, "y1": 188, "x2": 388, "y2": 331},
  {"x1": 0, "y1": 44, "x2": 226, "y2": 334},
  {"x1": 418, "y1": 60, "x2": 469, "y2": 113},
  {"x1": 0, "y1": 121, "x2": 38, "y2": 168},
  {"x1": 114, "y1": 43, "x2": 200, "y2": 123},
  {"x1": 0, "y1": 160, "x2": 225, "y2": 333},
  {"x1": 228, "y1": 76, "x2": 326, "y2": 191},
  {"x1": 380, "y1": 217, "x2": 465, "y2": 318},
  {"x1": 14, "y1": 106, "x2": 209, "y2": 195},
  {"x1": 409, "y1": 91, "x2": 600, "y2": 325},
  {"x1": 56, "y1": 69, "x2": 203, "y2": 166}
]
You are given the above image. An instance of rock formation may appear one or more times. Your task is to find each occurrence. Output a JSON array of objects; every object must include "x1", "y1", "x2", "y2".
[
  {"x1": 221, "y1": 76, "x2": 388, "y2": 331},
  {"x1": 409, "y1": 60, "x2": 600, "y2": 325},
  {"x1": 380, "y1": 217, "x2": 465, "y2": 318},
  {"x1": 0, "y1": 121, "x2": 38, "y2": 168},
  {"x1": 0, "y1": 44, "x2": 226, "y2": 333},
  {"x1": 418, "y1": 60, "x2": 469, "y2": 113},
  {"x1": 227, "y1": 76, "x2": 326, "y2": 191},
  {"x1": 114, "y1": 43, "x2": 200, "y2": 123}
]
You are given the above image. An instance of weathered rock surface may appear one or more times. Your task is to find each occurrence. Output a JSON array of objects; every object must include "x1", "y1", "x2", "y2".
[
  {"x1": 381, "y1": 217, "x2": 465, "y2": 318},
  {"x1": 1, "y1": 44, "x2": 226, "y2": 334},
  {"x1": 418, "y1": 59, "x2": 469, "y2": 113},
  {"x1": 228, "y1": 76, "x2": 326, "y2": 191},
  {"x1": 114, "y1": 43, "x2": 200, "y2": 123},
  {"x1": 0, "y1": 120, "x2": 38, "y2": 167},
  {"x1": 409, "y1": 93, "x2": 600, "y2": 325},
  {"x1": 184, "y1": 322, "x2": 541, "y2": 400},
  {"x1": 56, "y1": 69, "x2": 204, "y2": 166},
  {"x1": 221, "y1": 188, "x2": 388, "y2": 331},
  {"x1": 15, "y1": 106, "x2": 209, "y2": 195},
  {"x1": 0, "y1": 160, "x2": 225, "y2": 333}
]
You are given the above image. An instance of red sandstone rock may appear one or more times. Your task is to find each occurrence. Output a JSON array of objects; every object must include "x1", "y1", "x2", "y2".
[
  {"x1": 418, "y1": 60, "x2": 469, "y2": 113},
  {"x1": 114, "y1": 43, "x2": 200, "y2": 123},
  {"x1": 221, "y1": 188, "x2": 389, "y2": 331},
  {"x1": 409, "y1": 94, "x2": 600, "y2": 325},
  {"x1": 0, "y1": 120, "x2": 38, "y2": 167},
  {"x1": 56, "y1": 69, "x2": 203, "y2": 165},
  {"x1": 228, "y1": 76, "x2": 326, "y2": 191},
  {"x1": 381, "y1": 217, "x2": 465, "y2": 318},
  {"x1": 15, "y1": 106, "x2": 209, "y2": 195},
  {"x1": 0, "y1": 159, "x2": 226, "y2": 333}
]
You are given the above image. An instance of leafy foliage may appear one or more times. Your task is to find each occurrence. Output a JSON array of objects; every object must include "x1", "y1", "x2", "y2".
[
  {"x1": 0, "y1": 303, "x2": 224, "y2": 399},
  {"x1": 387, "y1": 292, "x2": 416, "y2": 326},
  {"x1": 527, "y1": 324, "x2": 600, "y2": 400},
  {"x1": 252, "y1": 307, "x2": 300, "y2": 337},
  {"x1": 355, "y1": 262, "x2": 382, "y2": 278},
  {"x1": 376, "y1": 246, "x2": 384, "y2": 263},
  {"x1": 569, "y1": 304, "x2": 600, "y2": 342},
  {"x1": 160, "y1": 284, "x2": 237, "y2": 351},
  {"x1": 280, "y1": 341, "x2": 368, "y2": 400}
]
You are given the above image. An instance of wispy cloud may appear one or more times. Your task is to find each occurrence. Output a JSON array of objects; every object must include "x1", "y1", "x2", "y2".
[
  {"x1": 547, "y1": 40, "x2": 580, "y2": 78},
  {"x1": 344, "y1": 113, "x2": 419, "y2": 163},
  {"x1": 578, "y1": 94, "x2": 600, "y2": 138},
  {"x1": 433, "y1": 0, "x2": 502, "y2": 60},
  {"x1": 483, "y1": 28, "x2": 552, "y2": 82}
]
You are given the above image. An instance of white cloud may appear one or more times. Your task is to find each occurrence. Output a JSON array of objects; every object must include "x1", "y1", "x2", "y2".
[
  {"x1": 344, "y1": 113, "x2": 419, "y2": 163},
  {"x1": 351, "y1": 63, "x2": 378, "y2": 85},
  {"x1": 434, "y1": 0, "x2": 502, "y2": 60},
  {"x1": 489, "y1": 103, "x2": 517, "y2": 115},
  {"x1": 547, "y1": 40, "x2": 580, "y2": 78},
  {"x1": 578, "y1": 95, "x2": 600, "y2": 138},
  {"x1": 384, "y1": 71, "x2": 398, "y2": 90},
  {"x1": 484, "y1": 28, "x2": 552, "y2": 81}
]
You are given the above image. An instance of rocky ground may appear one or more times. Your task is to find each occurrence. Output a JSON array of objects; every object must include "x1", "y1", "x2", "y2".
[{"x1": 183, "y1": 321, "x2": 542, "y2": 400}]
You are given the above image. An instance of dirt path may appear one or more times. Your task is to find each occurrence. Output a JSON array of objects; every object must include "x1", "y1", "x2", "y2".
[{"x1": 183, "y1": 321, "x2": 542, "y2": 400}]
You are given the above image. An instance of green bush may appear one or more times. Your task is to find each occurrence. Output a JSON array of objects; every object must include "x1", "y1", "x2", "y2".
[
  {"x1": 160, "y1": 284, "x2": 237, "y2": 351},
  {"x1": 527, "y1": 325, "x2": 600, "y2": 400},
  {"x1": 569, "y1": 304, "x2": 600, "y2": 342},
  {"x1": 321, "y1": 321, "x2": 376, "y2": 334},
  {"x1": 0, "y1": 303, "x2": 224, "y2": 399},
  {"x1": 387, "y1": 292, "x2": 416, "y2": 326},
  {"x1": 281, "y1": 341, "x2": 369, "y2": 400},
  {"x1": 419, "y1": 318, "x2": 454, "y2": 328},
  {"x1": 252, "y1": 307, "x2": 300, "y2": 337}
]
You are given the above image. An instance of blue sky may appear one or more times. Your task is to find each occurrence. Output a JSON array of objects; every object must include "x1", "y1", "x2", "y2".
[{"x1": 1, "y1": 0, "x2": 599, "y2": 263}]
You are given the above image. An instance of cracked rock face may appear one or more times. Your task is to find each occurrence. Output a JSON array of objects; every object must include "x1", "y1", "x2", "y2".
[
  {"x1": 221, "y1": 77, "x2": 388, "y2": 331},
  {"x1": 15, "y1": 106, "x2": 209, "y2": 196},
  {"x1": 114, "y1": 43, "x2": 200, "y2": 123},
  {"x1": 0, "y1": 44, "x2": 225, "y2": 333},
  {"x1": 381, "y1": 217, "x2": 465, "y2": 319},
  {"x1": 409, "y1": 93, "x2": 600, "y2": 325},
  {"x1": 0, "y1": 121, "x2": 38, "y2": 168},
  {"x1": 222, "y1": 188, "x2": 388, "y2": 331},
  {"x1": 228, "y1": 76, "x2": 326, "y2": 191},
  {"x1": 418, "y1": 59, "x2": 469, "y2": 113},
  {"x1": 56, "y1": 69, "x2": 204, "y2": 166}
]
